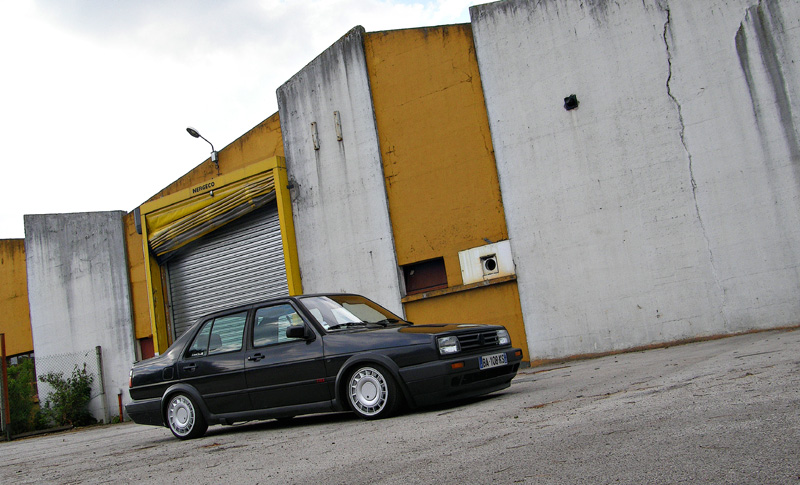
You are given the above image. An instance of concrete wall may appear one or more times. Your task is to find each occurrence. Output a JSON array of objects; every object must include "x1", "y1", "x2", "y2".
[
  {"x1": 25, "y1": 212, "x2": 136, "y2": 421},
  {"x1": 278, "y1": 26, "x2": 403, "y2": 315},
  {"x1": 0, "y1": 239, "x2": 33, "y2": 357},
  {"x1": 471, "y1": 0, "x2": 800, "y2": 359}
]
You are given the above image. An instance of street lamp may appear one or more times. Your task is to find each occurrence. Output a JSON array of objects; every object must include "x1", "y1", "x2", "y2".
[{"x1": 186, "y1": 127, "x2": 219, "y2": 172}]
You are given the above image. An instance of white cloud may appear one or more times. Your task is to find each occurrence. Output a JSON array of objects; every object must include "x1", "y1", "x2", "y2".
[{"x1": 0, "y1": 0, "x2": 476, "y2": 238}]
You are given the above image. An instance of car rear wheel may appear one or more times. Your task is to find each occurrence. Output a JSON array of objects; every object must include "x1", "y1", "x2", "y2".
[
  {"x1": 346, "y1": 365, "x2": 398, "y2": 419},
  {"x1": 166, "y1": 393, "x2": 208, "y2": 440}
]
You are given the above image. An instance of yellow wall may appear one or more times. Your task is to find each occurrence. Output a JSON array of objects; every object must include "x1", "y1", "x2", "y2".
[
  {"x1": 0, "y1": 239, "x2": 33, "y2": 356},
  {"x1": 365, "y1": 26, "x2": 507, "y2": 281},
  {"x1": 365, "y1": 25, "x2": 529, "y2": 361},
  {"x1": 122, "y1": 213, "x2": 152, "y2": 340},
  {"x1": 147, "y1": 112, "x2": 285, "y2": 202}
]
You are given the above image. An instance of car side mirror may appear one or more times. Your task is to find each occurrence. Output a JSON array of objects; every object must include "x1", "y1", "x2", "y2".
[{"x1": 286, "y1": 325, "x2": 312, "y2": 340}]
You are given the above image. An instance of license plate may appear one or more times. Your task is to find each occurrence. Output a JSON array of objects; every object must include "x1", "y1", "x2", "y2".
[{"x1": 479, "y1": 352, "x2": 508, "y2": 370}]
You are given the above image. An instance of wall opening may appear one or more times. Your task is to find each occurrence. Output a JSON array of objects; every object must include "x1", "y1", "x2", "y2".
[{"x1": 403, "y1": 258, "x2": 447, "y2": 295}]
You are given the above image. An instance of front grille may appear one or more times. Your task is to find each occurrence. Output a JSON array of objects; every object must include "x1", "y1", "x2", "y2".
[{"x1": 457, "y1": 330, "x2": 499, "y2": 350}]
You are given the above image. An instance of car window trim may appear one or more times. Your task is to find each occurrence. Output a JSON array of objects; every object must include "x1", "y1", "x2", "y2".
[
  {"x1": 249, "y1": 299, "x2": 318, "y2": 350},
  {"x1": 183, "y1": 310, "x2": 249, "y2": 359}
]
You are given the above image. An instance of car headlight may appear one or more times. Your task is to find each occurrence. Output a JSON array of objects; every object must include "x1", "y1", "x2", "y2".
[
  {"x1": 497, "y1": 329, "x2": 511, "y2": 346},
  {"x1": 437, "y1": 336, "x2": 461, "y2": 355}
]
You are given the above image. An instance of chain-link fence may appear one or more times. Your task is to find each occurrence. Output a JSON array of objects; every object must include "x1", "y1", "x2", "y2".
[{"x1": 35, "y1": 346, "x2": 108, "y2": 424}]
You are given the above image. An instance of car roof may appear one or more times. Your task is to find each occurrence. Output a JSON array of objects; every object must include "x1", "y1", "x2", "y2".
[{"x1": 195, "y1": 293, "x2": 363, "y2": 320}]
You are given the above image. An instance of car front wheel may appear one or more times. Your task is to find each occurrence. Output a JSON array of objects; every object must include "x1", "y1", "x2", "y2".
[
  {"x1": 166, "y1": 393, "x2": 208, "y2": 440},
  {"x1": 346, "y1": 365, "x2": 399, "y2": 419}
]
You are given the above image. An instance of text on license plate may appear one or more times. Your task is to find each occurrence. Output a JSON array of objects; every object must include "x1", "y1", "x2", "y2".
[{"x1": 479, "y1": 352, "x2": 508, "y2": 370}]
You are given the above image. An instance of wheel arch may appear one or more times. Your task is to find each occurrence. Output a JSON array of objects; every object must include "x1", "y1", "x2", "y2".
[
  {"x1": 334, "y1": 353, "x2": 413, "y2": 410},
  {"x1": 160, "y1": 383, "x2": 212, "y2": 426}
]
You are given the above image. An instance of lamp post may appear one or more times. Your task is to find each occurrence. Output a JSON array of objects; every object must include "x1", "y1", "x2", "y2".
[{"x1": 186, "y1": 127, "x2": 219, "y2": 173}]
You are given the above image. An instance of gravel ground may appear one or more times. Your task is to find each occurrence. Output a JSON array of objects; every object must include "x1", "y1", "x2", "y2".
[{"x1": 1, "y1": 328, "x2": 798, "y2": 484}]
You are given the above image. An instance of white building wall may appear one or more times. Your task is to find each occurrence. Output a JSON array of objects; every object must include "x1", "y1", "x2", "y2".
[
  {"x1": 25, "y1": 212, "x2": 136, "y2": 421},
  {"x1": 277, "y1": 26, "x2": 404, "y2": 315},
  {"x1": 471, "y1": 0, "x2": 800, "y2": 359}
]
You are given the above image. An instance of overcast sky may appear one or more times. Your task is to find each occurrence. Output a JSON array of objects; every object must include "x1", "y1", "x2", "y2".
[{"x1": 0, "y1": 0, "x2": 477, "y2": 239}]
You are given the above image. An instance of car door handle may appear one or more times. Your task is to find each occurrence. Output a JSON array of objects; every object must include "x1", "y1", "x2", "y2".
[
  {"x1": 182, "y1": 363, "x2": 197, "y2": 372},
  {"x1": 247, "y1": 353, "x2": 265, "y2": 362}
]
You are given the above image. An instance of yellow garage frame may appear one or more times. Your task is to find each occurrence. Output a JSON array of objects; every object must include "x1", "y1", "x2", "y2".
[{"x1": 138, "y1": 156, "x2": 302, "y2": 355}]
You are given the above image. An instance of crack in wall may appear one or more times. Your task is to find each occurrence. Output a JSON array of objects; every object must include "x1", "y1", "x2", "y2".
[{"x1": 660, "y1": 1, "x2": 729, "y2": 328}]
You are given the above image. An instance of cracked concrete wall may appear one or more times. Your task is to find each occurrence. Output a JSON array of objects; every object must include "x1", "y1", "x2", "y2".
[
  {"x1": 24, "y1": 212, "x2": 137, "y2": 420},
  {"x1": 277, "y1": 27, "x2": 403, "y2": 315},
  {"x1": 471, "y1": 0, "x2": 800, "y2": 359},
  {"x1": 665, "y1": 0, "x2": 800, "y2": 332}
]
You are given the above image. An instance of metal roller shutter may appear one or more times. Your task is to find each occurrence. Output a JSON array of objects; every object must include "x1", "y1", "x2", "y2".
[{"x1": 166, "y1": 203, "x2": 289, "y2": 338}]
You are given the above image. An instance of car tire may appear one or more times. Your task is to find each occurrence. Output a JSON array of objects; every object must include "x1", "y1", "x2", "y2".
[
  {"x1": 166, "y1": 393, "x2": 208, "y2": 440},
  {"x1": 346, "y1": 364, "x2": 399, "y2": 419}
]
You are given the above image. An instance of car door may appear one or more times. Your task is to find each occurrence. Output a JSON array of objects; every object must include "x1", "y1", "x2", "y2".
[
  {"x1": 179, "y1": 311, "x2": 250, "y2": 414},
  {"x1": 244, "y1": 302, "x2": 329, "y2": 410}
]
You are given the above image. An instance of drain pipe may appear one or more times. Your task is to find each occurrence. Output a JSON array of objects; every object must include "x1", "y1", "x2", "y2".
[{"x1": 95, "y1": 346, "x2": 109, "y2": 424}]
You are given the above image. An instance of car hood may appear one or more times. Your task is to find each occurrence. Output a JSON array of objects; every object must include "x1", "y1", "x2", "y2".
[{"x1": 322, "y1": 323, "x2": 503, "y2": 354}]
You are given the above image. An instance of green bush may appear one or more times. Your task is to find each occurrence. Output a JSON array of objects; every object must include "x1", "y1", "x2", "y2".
[
  {"x1": 38, "y1": 364, "x2": 95, "y2": 427},
  {"x1": 7, "y1": 358, "x2": 39, "y2": 434}
]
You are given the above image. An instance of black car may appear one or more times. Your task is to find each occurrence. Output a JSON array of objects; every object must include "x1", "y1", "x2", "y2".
[{"x1": 126, "y1": 294, "x2": 523, "y2": 439}]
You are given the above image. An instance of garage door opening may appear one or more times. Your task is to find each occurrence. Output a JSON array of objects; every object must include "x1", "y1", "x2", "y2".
[{"x1": 165, "y1": 203, "x2": 289, "y2": 338}]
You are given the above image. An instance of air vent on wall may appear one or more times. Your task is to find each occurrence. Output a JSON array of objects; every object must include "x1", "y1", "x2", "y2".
[{"x1": 458, "y1": 240, "x2": 515, "y2": 285}]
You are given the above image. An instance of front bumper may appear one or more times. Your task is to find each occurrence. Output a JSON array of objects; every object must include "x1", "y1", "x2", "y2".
[
  {"x1": 125, "y1": 397, "x2": 163, "y2": 427},
  {"x1": 399, "y1": 347, "x2": 522, "y2": 408}
]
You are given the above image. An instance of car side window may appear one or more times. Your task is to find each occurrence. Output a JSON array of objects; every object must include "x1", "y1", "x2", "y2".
[
  {"x1": 253, "y1": 304, "x2": 305, "y2": 347},
  {"x1": 209, "y1": 312, "x2": 247, "y2": 355},
  {"x1": 186, "y1": 311, "x2": 247, "y2": 357}
]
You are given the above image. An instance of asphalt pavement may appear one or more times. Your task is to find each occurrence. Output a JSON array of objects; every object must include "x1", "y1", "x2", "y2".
[{"x1": 1, "y1": 327, "x2": 798, "y2": 484}]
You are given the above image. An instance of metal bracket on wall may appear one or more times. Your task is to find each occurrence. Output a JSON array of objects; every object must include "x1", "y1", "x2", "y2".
[
  {"x1": 311, "y1": 122, "x2": 320, "y2": 150},
  {"x1": 334, "y1": 111, "x2": 343, "y2": 141}
]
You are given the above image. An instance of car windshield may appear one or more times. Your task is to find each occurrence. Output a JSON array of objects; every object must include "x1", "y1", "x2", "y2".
[{"x1": 299, "y1": 295, "x2": 406, "y2": 331}]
